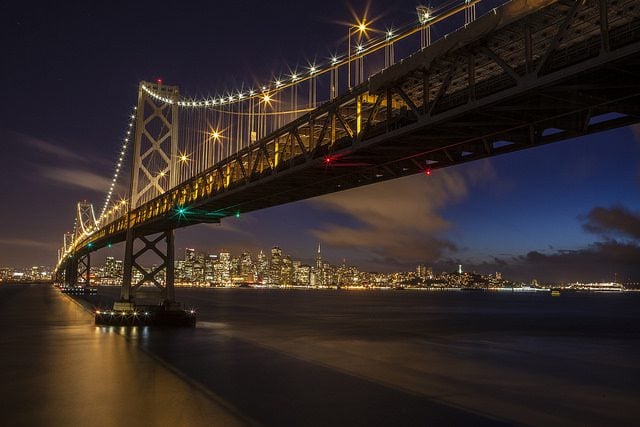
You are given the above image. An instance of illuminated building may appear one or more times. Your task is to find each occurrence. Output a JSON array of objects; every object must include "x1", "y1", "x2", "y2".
[
  {"x1": 295, "y1": 264, "x2": 311, "y2": 286},
  {"x1": 269, "y1": 247, "x2": 282, "y2": 285},
  {"x1": 256, "y1": 250, "x2": 268, "y2": 283},
  {"x1": 205, "y1": 254, "x2": 218, "y2": 282},
  {"x1": 281, "y1": 255, "x2": 293, "y2": 286},
  {"x1": 315, "y1": 243, "x2": 324, "y2": 286},
  {"x1": 216, "y1": 250, "x2": 231, "y2": 286}
]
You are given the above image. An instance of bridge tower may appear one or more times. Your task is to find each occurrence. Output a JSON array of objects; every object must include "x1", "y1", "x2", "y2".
[
  {"x1": 119, "y1": 81, "x2": 180, "y2": 309},
  {"x1": 75, "y1": 201, "x2": 97, "y2": 287}
]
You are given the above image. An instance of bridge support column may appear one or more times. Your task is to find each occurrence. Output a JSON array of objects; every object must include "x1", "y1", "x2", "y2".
[
  {"x1": 121, "y1": 227, "x2": 135, "y2": 302},
  {"x1": 97, "y1": 227, "x2": 194, "y2": 326},
  {"x1": 78, "y1": 253, "x2": 90, "y2": 288},
  {"x1": 120, "y1": 228, "x2": 177, "y2": 307},
  {"x1": 64, "y1": 257, "x2": 78, "y2": 286}
]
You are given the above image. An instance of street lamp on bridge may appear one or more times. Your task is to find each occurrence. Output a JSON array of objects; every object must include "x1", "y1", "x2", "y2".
[{"x1": 348, "y1": 19, "x2": 368, "y2": 90}]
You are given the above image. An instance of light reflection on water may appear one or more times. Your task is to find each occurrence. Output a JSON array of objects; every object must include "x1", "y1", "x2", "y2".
[
  {"x1": 86, "y1": 287, "x2": 640, "y2": 427},
  {"x1": 3, "y1": 284, "x2": 639, "y2": 426},
  {"x1": 0, "y1": 285, "x2": 249, "y2": 427}
]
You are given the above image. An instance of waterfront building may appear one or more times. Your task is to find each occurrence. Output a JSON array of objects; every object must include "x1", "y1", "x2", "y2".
[
  {"x1": 281, "y1": 255, "x2": 293, "y2": 286},
  {"x1": 269, "y1": 247, "x2": 282, "y2": 286},
  {"x1": 256, "y1": 250, "x2": 268, "y2": 283},
  {"x1": 295, "y1": 264, "x2": 311, "y2": 286},
  {"x1": 216, "y1": 250, "x2": 231, "y2": 286}
]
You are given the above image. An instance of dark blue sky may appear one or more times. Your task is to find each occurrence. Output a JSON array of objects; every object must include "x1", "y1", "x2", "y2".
[{"x1": 1, "y1": 0, "x2": 639, "y2": 282}]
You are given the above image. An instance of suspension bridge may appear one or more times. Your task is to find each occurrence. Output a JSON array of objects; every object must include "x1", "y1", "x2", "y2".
[{"x1": 54, "y1": 0, "x2": 640, "y2": 324}]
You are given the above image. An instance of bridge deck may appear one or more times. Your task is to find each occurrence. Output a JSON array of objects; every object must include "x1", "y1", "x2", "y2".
[{"x1": 64, "y1": 0, "x2": 640, "y2": 262}]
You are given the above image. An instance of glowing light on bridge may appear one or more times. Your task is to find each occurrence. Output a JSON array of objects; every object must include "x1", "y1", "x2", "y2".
[
  {"x1": 136, "y1": 2, "x2": 479, "y2": 110},
  {"x1": 174, "y1": 206, "x2": 191, "y2": 222},
  {"x1": 417, "y1": 6, "x2": 432, "y2": 24},
  {"x1": 58, "y1": 0, "x2": 497, "y2": 272},
  {"x1": 99, "y1": 105, "x2": 136, "y2": 224}
]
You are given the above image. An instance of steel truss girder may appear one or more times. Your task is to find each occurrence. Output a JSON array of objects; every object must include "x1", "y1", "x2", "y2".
[{"x1": 56, "y1": 0, "x2": 640, "y2": 274}]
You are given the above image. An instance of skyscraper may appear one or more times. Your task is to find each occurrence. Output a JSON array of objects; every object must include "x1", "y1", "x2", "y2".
[
  {"x1": 315, "y1": 243, "x2": 324, "y2": 286},
  {"x1": 270, "y1": 246, "x2": 282, "y2": 285},
  {"x1": 239, "y1": 252, "x2": 254, "y2": 282},
  {"x1": 256, "y1": 250, "x2": 268, "y2": 283},
  {"x1": 281, "y1": 255, "x2": 293, "y2": 286},
  {"x1": 216, "y1": 250, "x2": 231, "y2": 286}
]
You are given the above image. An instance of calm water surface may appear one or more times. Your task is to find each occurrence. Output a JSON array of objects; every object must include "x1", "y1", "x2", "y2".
[
  {"x1": 91, "y1": 287, "x2": 640, "y2": 426},
  {"x1": 2, "y1": 284, "x2": 639, "y2": 426}
]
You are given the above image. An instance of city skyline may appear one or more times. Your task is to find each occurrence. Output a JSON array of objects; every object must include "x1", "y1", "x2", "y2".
[
  {"x1": 1, "y1": 0, "x2": 640, "y2": 283},
  {"x1": 3, "y1": 240, "x2": 638, "y2": 288}
]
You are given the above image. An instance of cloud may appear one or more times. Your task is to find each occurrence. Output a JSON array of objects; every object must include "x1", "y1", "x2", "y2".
[
  {"x1": 582, "y1": 205, "x2": 640, "y2": 241},
  {"x1": 453, "y1": 240, "x2": 640, "y2": 283},
  {"x1": 41, "y1": 167, "x2": 115, "y2": 193},
  {"x1": 310, "y1": 160, "x2": 497, "y2": 264},
  {"x1": 7, "y1": 130, "x2": 86, "y2": 162},
  {"x1": 0, "y1": 238, "x2": 57, "y2": 249},
  {"x1": 443, "y1": 204, "x2": 640, "y2": 283}
]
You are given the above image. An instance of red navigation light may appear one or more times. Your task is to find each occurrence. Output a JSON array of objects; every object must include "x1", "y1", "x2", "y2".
[
  {"x1": 424, "y1": 168, "x2": 432, "y2": 176},
  {"x1": 156, "y1": 78, "x2": 163, "y2": 85},
  {"x1": 324, "y1": 156, "x2": 333, "y2": 164}
]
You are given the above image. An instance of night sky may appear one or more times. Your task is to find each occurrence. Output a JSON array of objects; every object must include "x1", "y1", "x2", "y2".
[{"x1": 2, "y1": 0, "x2": 639, "y2": 283}]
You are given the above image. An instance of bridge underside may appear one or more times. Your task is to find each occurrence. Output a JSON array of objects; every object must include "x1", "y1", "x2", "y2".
[
  {"x1": 61, "y1": 0, "x2": 640, "y2": 270},
  {"x1": 216, "y1": 55, "x2": 640, "y2": 211}
]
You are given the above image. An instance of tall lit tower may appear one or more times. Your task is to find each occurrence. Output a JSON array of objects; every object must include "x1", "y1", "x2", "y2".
[
  {"x1": 315, "y1": 243, "x2": 322, "y2": 271},
  {"x1": 315, "y1": 243, "x2": 324, "y2": 286},
  {"x1": 270, "y1": 247, "x2": 282, "y2": 285}
]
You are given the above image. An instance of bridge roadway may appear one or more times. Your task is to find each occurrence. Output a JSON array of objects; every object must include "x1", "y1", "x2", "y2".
[{"x1": 66, "y1": 0, "x2": 640, "y2": 262}]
